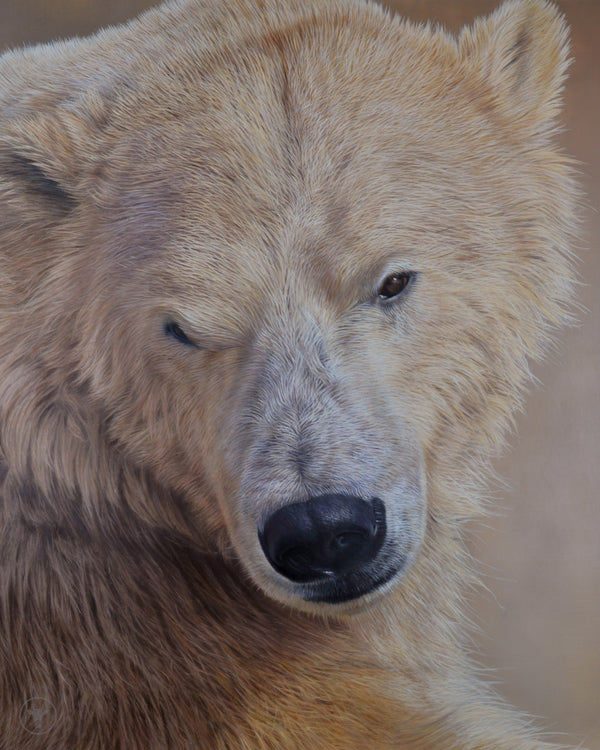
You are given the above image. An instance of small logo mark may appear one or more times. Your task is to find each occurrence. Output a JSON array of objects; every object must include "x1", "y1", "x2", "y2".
[{"x1": 19, "y1": 697, "x2": 57, "y2": 735}]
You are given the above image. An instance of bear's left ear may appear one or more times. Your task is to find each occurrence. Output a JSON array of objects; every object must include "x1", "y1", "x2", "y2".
[{"x1": 459, "y1": 0, "x2": 570, "y2": 136}]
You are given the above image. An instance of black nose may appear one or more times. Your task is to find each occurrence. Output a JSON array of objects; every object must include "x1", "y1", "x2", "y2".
[{"x1": 258, "y1": 494, "x2": 386, "y2": 583}]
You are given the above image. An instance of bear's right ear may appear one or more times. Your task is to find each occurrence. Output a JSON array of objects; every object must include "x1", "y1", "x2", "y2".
[
  {"x1": 458, "y1": 0, "x2": 570, "y2": 136},
  {"x1": 0, "y1": 111, "x2": 85, "y2": 220}
]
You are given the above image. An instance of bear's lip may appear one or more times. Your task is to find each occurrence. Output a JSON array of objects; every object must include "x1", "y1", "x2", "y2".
[{"x1": 299, "y1": 555, "x2": 406, "y2": 604}]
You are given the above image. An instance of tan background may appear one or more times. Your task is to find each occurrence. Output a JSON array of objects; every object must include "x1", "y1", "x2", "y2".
[{"x1": 1, "y1": 1, "x2": 597, "y2": 747}]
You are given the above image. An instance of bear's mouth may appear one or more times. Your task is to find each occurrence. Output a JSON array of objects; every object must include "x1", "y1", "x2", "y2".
[{"x1": 299, "y1": 557, "x2": 405, "y2": 604}]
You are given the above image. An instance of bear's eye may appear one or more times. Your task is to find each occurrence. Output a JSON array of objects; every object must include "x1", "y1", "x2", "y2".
[
  {"x1": 164, "y1": 320, "x2": 196, "y2": 347},
  {"x1": 377, "y1": 272, "x2": 414, "y2": 301}
]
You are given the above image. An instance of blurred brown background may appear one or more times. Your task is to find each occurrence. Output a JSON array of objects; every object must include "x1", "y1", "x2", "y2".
[{"x1": 1, "y1": 0, "x2": 597, "y2": 747}]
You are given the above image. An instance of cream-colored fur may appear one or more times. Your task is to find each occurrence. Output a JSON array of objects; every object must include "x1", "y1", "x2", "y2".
[{"x1": 0, "y1": 1, "x2": 580, "y2": 747}]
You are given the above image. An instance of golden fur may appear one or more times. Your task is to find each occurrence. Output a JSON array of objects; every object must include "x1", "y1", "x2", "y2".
[{"x1": 0, "y1": 0, "x2": 581, "y2": 747}]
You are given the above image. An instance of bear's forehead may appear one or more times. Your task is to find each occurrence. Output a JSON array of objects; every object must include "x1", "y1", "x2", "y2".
[
  {"x1": 93, "y1": 104, "x2": 518, "y2": 324},
  {"x1": 72, "y1": 1, "x2": 526, "y2": 312},
  {"x1": 93, "y1": 52, "x2": 502, "y2": 248},
  {"x1": 81, "y1": 0, "x2": 477, "y2": 187},
  {"x1": 97, "y1": 119, "x2": 512, "y2": 298}
]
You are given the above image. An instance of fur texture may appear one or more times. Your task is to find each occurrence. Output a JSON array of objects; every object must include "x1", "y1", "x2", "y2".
[{"x1": 0, "y1": 0, "x2": 581, "y2": 748}]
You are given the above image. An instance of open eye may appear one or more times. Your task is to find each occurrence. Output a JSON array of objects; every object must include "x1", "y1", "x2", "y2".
[
  {"x1": 164, "y1": 320, "x2": 196, "y2": 347},
  {"x1": 377, "y1": 272, "x2": 415, "y2": 301}
]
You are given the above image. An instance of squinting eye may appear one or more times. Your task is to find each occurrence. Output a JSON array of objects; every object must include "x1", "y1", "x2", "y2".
[
  {"x1": 377, "y1": 272, "x2": 414, "y2": 301},
  {"x1": 164, "y1": 320, "x2": 195, "y2": 347}
]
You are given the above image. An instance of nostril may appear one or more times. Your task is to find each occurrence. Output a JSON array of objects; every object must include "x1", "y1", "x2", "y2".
[
  {"x1": 277, "y1": 544, "x2": 309, "y2": 571},
  {"x1": 333, "y1": 530, "x2": 368, "y2": 550},
  {"x1": 259, "y1": 494, "x2": 386, "y2": 583}
]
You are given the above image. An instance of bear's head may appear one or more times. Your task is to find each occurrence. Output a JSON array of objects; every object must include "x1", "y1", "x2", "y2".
[{"x1": 0, "y1": 0, "x2": 576, "y2": 615}]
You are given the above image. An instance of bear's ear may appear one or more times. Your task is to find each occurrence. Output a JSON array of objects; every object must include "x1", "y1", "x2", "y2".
[
  {"x1": 0, "y1": 112, "x2": 83, "y2": 219},
  {"x1": 458, "y1": 0, "x2": 570, "y2": 135}
]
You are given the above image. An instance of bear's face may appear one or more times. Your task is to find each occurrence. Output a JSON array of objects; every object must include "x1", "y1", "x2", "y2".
[
  {"x1": 0, "y1": 0, "x2": 575, "y2": 615},
  {"x1": 79, "y1": 113, "x2": 432, "y2": 612}
]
